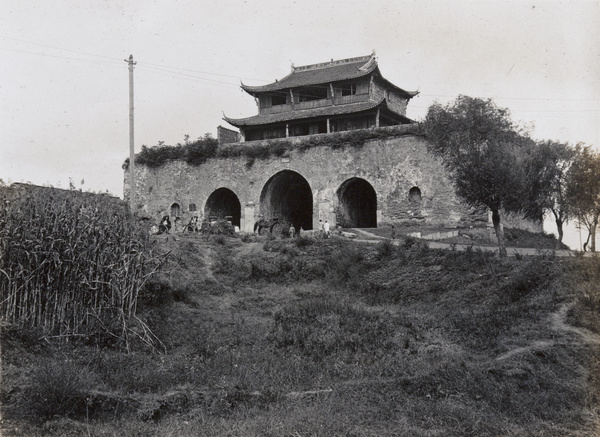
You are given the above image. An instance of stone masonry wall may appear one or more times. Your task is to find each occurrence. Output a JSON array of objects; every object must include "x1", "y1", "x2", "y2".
[{"x1": 125, "y1": 130, "x2": 488, "y2": 233}]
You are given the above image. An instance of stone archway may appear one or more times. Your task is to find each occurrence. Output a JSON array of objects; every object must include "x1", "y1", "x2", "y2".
[
  {"x1": 336, "y1": 177, "x2": 377, "y2": 228},
  {"x1": 260, "y1": 170, "x2": 313, "y2": 230},
  {"x1": 204, "y1": 187, "x2": 241, "y2": 227}
]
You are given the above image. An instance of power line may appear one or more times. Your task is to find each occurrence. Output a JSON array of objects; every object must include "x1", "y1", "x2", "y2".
[
  {"x1": 139, "y1": 61, "x2": 269, "y2": 83},
  {"x1": 0, "y1": 46, "x2": 123, "y2": 67},
  {"x1": 137, "y1": 65, "x2": 241, "y2": 88},
  {"x1": 2, "y1": 34, "x2": 599, "y2": 105},
  {"x1": 0, "y1": 35, "x2": 121, "y2": 62}
]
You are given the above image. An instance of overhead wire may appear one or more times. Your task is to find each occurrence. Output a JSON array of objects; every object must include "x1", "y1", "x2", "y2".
[{"x1": 2, "y1": 34, "x2": 599, "y2": 111}]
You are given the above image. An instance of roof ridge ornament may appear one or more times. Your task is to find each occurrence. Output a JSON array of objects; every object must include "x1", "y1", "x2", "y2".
[{"x1": 359, "y1": 52, "x2": 378, "y2": 71}]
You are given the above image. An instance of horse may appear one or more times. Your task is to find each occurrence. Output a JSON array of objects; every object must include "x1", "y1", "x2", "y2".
[{"x1": 254, "y1": 217, "x2": 283, "y2": 235}]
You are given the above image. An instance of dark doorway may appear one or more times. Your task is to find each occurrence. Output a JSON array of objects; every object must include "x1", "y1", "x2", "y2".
[
  {"x1": 204, "y1": 188, "x2": 241, "y2": 227},
  {"x1": 337, "y1": 178, "x2": 377, "y2": 228},
  {"x1": 260, "y1": 170, "x2": 313, "y2": 230}
]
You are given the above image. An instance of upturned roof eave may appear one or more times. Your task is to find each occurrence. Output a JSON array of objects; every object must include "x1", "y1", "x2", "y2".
[
  {"x1": 376, "y1": 74, "x2": 420, "y2": 100},
  {"x1": 223, "y1": 97, "x2": 413, "y2": 128},
  {"x1": 240, "y1": 55, "x2": 378, "y2": 95},
  {"x1": 240, "y1": 70, "x2": 374, "y2": 95}
]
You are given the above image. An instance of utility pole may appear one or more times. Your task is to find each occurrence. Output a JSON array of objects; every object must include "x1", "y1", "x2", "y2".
[{"x1": 125, "y1": 54, "x2": 137, "y2": 212}]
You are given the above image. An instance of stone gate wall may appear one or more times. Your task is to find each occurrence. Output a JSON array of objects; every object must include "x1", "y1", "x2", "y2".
[{"x1": 125, "y1": 129, "x2": 490, "y2": 233}]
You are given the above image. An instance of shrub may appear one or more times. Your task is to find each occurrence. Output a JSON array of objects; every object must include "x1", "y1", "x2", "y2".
[
  {"x1": 124, "y1": 127, "x2": 422, "y2": 170},
  {"x1": 502, "y1": 258, "x2": 557, "y2": 302},
  {"x1": 201, "y1": 219, "x2": 235, "y2": 236},
  {"x1": 325, "y1": 244, "x2": 365, "y2": 286},
  {"x1": 579, "y1": 282, "x2": 600, "y2": 313},
  {"x1": 139, "y1": 280, "x2": 174, "y2": 307},
  {"x1": 240, "y1": 233, "x2": 254, "y2": 243},
  {"x1": 294, "y1": 236, "x2": 314, "y2": 248},
  {"x1": 139, "y1": 279, "x2": 194, "y2": 308},
  {"x1": 375, "y1": 239, "x2": 394, "y2": 259},
  {"x1": 19, "y1": 357, "x2": 97, "y2": 420}
]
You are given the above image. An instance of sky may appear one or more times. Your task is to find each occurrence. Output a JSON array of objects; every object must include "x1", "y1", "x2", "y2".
[{"x1": 1, "y1": 0, "x2": 599, "y2": 248}]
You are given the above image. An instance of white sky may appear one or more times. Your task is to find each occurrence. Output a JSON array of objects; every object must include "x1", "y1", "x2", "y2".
[{"x1": 1, "y1": 0, "x2": 599, "y2": 247}]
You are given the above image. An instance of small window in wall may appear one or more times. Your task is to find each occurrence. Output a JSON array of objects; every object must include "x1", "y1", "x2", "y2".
[
  {"x1": 260, "y1": 95, "x2": 272, "y2": 108},
  {"x1": 341, "y1": 83, "x2": 357, "y2": 96},
  {"x1": 170, "y1": 203, "x2": 181, "y2": 217},
  {"x1": 271, "y1": 93, "x2": 287, "y2": 106},
  {"x1": 189, "y1": 203, "x2": 197, "y2": 212},
  {"x1": 409, "y1": 187, "x2": 422, "y2": 202}
]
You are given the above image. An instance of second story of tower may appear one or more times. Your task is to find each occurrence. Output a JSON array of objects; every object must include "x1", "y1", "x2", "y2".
[{"x1": 223, "y1": 52, "x2": 419, "y2": 142}]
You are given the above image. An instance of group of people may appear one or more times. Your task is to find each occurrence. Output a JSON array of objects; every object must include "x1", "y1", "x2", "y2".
[
  {"x1": 286, "y1": 219, "x2": 332, "y2": 238},
  {"x1": 156, "y1": 214, "x2": 337, "y2": 238},
  {"x1": 319, "y1": 219, "x2": 331, "y2": 238},
  {"x1": 155, "y1": 215, "x2": 200, "y2": 234}
]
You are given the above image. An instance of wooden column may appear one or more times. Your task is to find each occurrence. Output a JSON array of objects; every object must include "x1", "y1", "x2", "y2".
[
  {"x1": 376, "y1": 108, "x2": 380, "y2": 128},
  {"x1": 327, "y1": 118, "x2": 330, "y2": 133},
  {"x1": 286, "y1": 123, "x2": 289, "y2": 137}
]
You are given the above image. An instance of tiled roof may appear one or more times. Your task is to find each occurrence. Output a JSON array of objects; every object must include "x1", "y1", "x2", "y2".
[
  {"x1": 241, "y1": 54, "x2": 378, "y2": 94},
  {"x1": 240, "y1": 53, "x2": 418, "y2": 99},
  {"x1": 223, "y1": 98, "x2": 413, "y2": 127}
]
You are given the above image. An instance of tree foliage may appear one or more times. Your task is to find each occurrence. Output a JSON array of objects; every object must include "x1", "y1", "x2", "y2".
[
  {"x1": 524, "y1": 140, "x2": 576, "y2": 247},
  {"x1": 565, "y1": 145, "x2": 600, "y2": 252},
  {"x1": 422, "y1": 95, "x2": 533, "y2": 256}
]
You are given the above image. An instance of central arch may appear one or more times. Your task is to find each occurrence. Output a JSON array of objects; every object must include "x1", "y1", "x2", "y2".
[
  {"x1": 204, "y1": 187, "x2": 241, "y2": 227},
  {"x1": 336, "y1": 177, "x2": 377, "y2": 228},
  {"x1": 260, "y1": 170, "x2": 313, "y2": 230}
]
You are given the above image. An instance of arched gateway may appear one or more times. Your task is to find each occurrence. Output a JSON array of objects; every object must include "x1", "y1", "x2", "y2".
[
  {"x1": 204, "y1": 188, "x2": 241, "y2": 227},
  {"x1": 260, "y1": 170, "x2": 313, "y2": 230},
  {"x1": 336, "y1": 178, "x2": 377, "y2": 228}
]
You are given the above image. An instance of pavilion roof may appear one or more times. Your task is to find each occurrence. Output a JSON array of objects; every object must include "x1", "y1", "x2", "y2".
[
  {"x1": 241, "y1": 53, "x2": 418, "y2": 99},
  {"x1": 223, "y1": 98, "x2": 413, "y2": 127}
]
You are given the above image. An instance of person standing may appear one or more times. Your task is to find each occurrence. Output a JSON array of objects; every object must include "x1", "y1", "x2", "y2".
[{"x1": 324, "y1": 220, "x2": 330, "y2": 238}]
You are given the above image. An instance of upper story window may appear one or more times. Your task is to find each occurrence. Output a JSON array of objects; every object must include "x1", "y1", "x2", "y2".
[
  {"x1": 296, "y1": 86, "x2": 328, "y2": 102},
  {"x1": 260, "y1": 93, "x2": 289, "y2": 108},
  {"x1": 334, "y1": 80, "x2": 368, "y2": 97},
  {"x1": 271, "y1": 93, "x2": 287, "y2": 106},
  {"x1": 341, "y1": 83, "x2": 356, "y2": 96}
]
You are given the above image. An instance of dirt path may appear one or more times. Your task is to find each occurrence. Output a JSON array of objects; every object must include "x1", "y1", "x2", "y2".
[
  {"x1": 550, "y1": 303, "x2": 600, "y2": 345},
  {"x1": 350, "y1": 228, "x2": 583, "y2": 257},
  {"x1": 496, "y1": 302, "x2": 600, "y2": 361}
]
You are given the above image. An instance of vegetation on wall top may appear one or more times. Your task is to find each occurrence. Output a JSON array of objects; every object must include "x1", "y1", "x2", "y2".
[{"x1": 122, "y1": 125, "x2": 422, "y2": 170}]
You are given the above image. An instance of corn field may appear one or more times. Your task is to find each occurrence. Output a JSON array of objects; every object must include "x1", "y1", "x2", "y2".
[{"x1": 0, "y1": 184, "x2": 162, "y2": 351}]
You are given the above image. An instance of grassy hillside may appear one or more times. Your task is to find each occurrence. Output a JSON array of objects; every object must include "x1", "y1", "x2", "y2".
[{"x1": 2, "y1": 233, "x2": 600, "y2": 436}]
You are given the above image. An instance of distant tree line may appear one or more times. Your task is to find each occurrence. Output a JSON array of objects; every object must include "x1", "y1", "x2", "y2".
[{"x1": 423, "y1": 95, "x2": 600, "y2": 256}]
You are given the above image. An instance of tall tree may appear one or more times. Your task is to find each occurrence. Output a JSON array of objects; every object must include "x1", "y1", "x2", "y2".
[
  {"x1": 565, "y1": 145, "x2": 600, "y2": 252},
  {"x1": 422, "y1": 95, "x2": 532, "y2": 257},
  {"x1": 524, "y1": 140, "x2": 576, "y2": 248}
]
